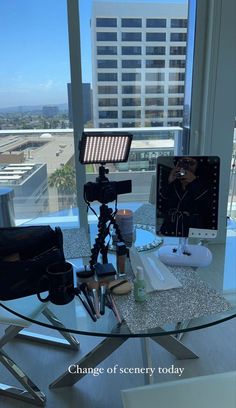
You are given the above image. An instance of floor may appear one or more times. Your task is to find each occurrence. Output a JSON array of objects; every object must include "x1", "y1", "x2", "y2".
[{"x1": 0, "y1": 316, "x2": 235, "y2": 408}]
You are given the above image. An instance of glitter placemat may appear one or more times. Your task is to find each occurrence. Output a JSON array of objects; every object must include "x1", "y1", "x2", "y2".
[
  {"x1": 62, "y1": 228, "x2": 91, "y2": 259},
  {"x1": 134, "y1": 203, "x2": 155, "y2": 226},
  {"x1": 115, "y1": 261, "x2": 232, "y2": 333}
]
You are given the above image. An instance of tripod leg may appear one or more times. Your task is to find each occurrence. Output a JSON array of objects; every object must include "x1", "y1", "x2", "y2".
[
  {"x1": 110, "y1": 216, "x2": 125, "y2": 244},
  {"x1": 89, "y1": 205, "x2": 110, "y2": 268}
]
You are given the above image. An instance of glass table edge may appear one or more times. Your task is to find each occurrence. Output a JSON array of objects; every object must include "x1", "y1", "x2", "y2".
[{"x1": 0, "y1": 301, "x2": 235, "y2": 339}]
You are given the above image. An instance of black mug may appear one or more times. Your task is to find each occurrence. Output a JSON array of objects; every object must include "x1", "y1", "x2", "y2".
[{"x1": 37, "y1": 261, "x2": 75, "y2": 305}]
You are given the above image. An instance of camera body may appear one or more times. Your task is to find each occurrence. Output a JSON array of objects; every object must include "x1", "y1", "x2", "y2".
[{"x1": 84, "y1": 179, "x2": 132, "y2": 204}]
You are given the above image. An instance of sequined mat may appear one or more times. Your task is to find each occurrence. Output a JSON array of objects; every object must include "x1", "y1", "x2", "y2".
[
  {"x1": 115, "y1": 261, "x2": 231, "y2": 333},
  {"x1": 62, "y1": 228, "x2": 91, "y2": 259}
]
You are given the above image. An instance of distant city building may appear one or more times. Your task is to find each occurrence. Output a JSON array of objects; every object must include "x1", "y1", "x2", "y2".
[
  {"x1": 91, "y1": 1, "x2": 187, "y2": 128},
  {"x1": 0, "y1": 163, "x2": 48, "y2": 218},
  {"x1": 67, "y1": 82, "x2": 92, "y2": 127},
  {"x1": 83, "y1": 83, "x2": 92, "y2": 124},
  {"x1": 67, "y1": 83, "x2": 73, "y2": 126},
  {"x1": 42, "y1": 105, "x2": 59, "y2": 117},
  {"x1": 0, "y1": 152, "x2": 24, "y2": 164},
  {"x1": 0, "y1": 126, "x2": 182, "y2": 209}
]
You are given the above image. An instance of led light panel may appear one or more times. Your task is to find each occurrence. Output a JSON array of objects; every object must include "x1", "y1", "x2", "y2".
[{"x1": 79, "y1": 132, "x2": 132, "y2": 164}]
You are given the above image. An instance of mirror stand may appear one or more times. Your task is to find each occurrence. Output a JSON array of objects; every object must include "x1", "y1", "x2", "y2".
[{"x1": 158, "y1": 238, "x2": 212, "y2": 267}]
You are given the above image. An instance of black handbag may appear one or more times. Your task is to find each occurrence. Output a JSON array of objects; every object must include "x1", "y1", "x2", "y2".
[{"x1": 0, "y1": 225, "x2": 65, "y2": 300}]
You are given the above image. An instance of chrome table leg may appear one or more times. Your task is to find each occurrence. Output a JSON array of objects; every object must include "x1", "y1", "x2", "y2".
[
  {"x1": 140, "y1": 338, "x2": 154, "y2": 385},
  {"x1": 175, "y1": 320, "x2": 191, "y2": 341},
  {"x1": 0, "y1": 348, "x2": 46, "y2": 406},
  {"x1": 151, "y1": 327, "x2": 198, "y2": 360},
  {"x1": 50, "y1": 336, "x2": 127, "y2": 389},
  {"x1": 0, "y1": 325, "x2": 22, "y2": 348},
  {"x1": 16, "y1": 306, "x2": 80, "y2": 351}
]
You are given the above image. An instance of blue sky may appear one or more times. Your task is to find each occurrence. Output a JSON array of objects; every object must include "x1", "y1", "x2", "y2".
[
  {"x1": 0, "y1": 0, "x2": 71, "y2": 108},
  {"x1": 0, "y1": 0, "x2": 187, "y2": 108}
]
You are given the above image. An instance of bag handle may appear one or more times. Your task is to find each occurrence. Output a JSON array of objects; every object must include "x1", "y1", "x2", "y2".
[{"x1": 37, "y1": 275, "x2": 50, "y2": 302}]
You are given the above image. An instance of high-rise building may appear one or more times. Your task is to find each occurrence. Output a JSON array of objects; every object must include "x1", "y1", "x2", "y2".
[
  {"x1": 91, "y1": 1, "x2": 187, "y2": 128},
  {"x1": 67, "y1": 82, "x2": 92, "y2": 127}
]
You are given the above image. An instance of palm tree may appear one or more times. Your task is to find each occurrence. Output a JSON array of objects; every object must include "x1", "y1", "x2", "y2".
[{"x1": 48, "y1": 165, "x2": 76, "y2": 210}]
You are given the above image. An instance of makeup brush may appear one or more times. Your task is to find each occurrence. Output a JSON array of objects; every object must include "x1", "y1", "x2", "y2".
[
  {"x1": 79, "y1": 282, "x2": 97, "y2": 317},
  {"x1": 87, "y1": 281, "x2": 100, "y2": 318},
  {"x1": 74, "y1": 288, "x2": 97, "y2": 322},
  {"x1": 106, "y1": 289, "x2": 122, "y2": 324},
  {"x1": 99, "y1": 284, "x2": 107, "y2": 315}
]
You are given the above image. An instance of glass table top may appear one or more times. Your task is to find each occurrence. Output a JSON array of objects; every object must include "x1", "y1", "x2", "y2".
[{"x1": 1, "y1": 225, "x2": 235, "y2": 338}]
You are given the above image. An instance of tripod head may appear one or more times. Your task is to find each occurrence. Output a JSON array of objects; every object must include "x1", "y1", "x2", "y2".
[{"x1": 96, "y1": 164, "x2": 109, "y2": 183}]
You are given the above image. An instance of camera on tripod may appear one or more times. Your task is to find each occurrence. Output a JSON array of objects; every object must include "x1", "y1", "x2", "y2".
[
  {"x1": 79, "y1": 131, "x2": 133, "y2": 273},
  {"x1": 80, "y1": 131, "x2": 132, "y2": 204}
]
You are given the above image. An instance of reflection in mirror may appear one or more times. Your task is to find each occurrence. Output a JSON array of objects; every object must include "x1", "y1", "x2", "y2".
[
  {"x1": 156, "y1": 156, "x2": 220, "y2": 237},
  {"x1": 155, "y1": 156, "x2": 220, "y2": 267}
]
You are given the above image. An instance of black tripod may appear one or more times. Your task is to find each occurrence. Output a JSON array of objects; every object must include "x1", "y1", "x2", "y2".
[
  {"x1": 84, "y1": 164, "x2": 131, "y2": 273},
  {"x1": 89, "y1": 203, "x2": 124, "y2": 272}
]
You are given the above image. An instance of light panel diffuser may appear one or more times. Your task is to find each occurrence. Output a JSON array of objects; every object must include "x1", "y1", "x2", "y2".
[{"x1": 79, "y1": 132, "x2": 132, "y2": 164}]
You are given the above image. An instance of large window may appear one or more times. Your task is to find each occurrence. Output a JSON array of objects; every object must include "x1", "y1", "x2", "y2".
[
  {"x1": 169, "y1": 72, "x2": 185, "y2": 81},
  {"x1": 122, "y1": 85, "x2": 141, "y2": 94},
  {"x1": 122, "y1": 18, "x2": 142, "y2": 27},
  {"x1": 122, "y1": 73, "x2": 141, "y2": 81},
  {"x1": 97, "y1": 32, "x2": 117, "y2": 41},
  {"x1": 168, "y1": 109, "x2": 183, "y2": 117},
  {"x1": 170, "y1": 46, "x2": 186, "y2": 55},
  {"x1": 97, "y1": 73, "x2": 117, "y2": 81},
  {"x1": 170, "y1": 32, "x2": 187, "y2": 42},
  {"x1": 98, "y1": 85, "x2": 117, "y2": 94},
  {"x1": 122, "y1": 46, "x2": 142, "y2": 55},
  {"x1": 3, "y1": 0, "x2": 235, "y2": 233},
  {"x1": 0, "y1": 0, "x2": 74, "y2": 220},
  {"x1": 145, "y1": 98, "x2": 164, "y2": 106},
  {"x1": 169, "y1": 59, "x2": 186, "y2": 68},
  {"x1": 146, "y1": 46, "x2": 165, "y2": 55},
  {"x1": 122, "y1": 60, "x2": 142, "y2": 68},
  {"x1": 97, "y1": 46, "x2": 117, "y2": 55},
  {"x1": 171, "y1": 18, "x2": 187, "y2": 28},
  {"x1": 0, "y1": 0, "x2": 190, "y2": 221},
  {"x1": 146, "y1": 33, "x2": 166, "y2": 42},
  {"x1": 99, "y1": 110, "x2": 118, "y2": 119},
  {"x1": 145, "y1": 85, "x2": 164, "y2": 93},
  {"x1": 122, "y1": 121, "x2": 140, "y2": 127},
  {"x1": 96, "y1": 18, "x2": 117, "y2": 27},
  {"x1": 122, "y1": 110, "x2": 141, "y2": 118},
  {"x1": 145, "y1": 110, "x2": 164, "y2": 118},
  {"x1": 97, "y1": 59, "x2": 117, "y2": 68},
  {"x1": 168, "y1": 97, "x2": 184, "y2": 105},
  {"x1": 122, "y1": 98, "x2": 141, "y2": 106},
  {"x1": 146, "y1": 73, "x2": 165, "y2": 81},
  {"x1": 84, "y1": 0, "x2": 188, "y2": 164},
  {"x1": 146, "y1": 18, "x2": 166, "y2": 28},
  {"x1": 146, "y1": 60, "x2": 165, "y2": 68},
  {"x1": 169, "y1": 85, "x2": 185, "y2": 93},
  {"x1": 98, "y1": 98, "x2": 118, "y2": 107},
  {"x1": 122, "y1": 32, "x2": 142, "y2": 41},
  {"x1": 99, "y1": 122, "x2": 118, "y2": 128}
]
